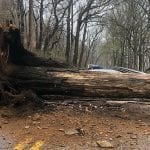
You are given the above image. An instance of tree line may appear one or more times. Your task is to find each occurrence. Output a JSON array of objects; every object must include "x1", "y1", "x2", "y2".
[{"x1": 3, "y1": 0, "x2": 150, "y2": 70}]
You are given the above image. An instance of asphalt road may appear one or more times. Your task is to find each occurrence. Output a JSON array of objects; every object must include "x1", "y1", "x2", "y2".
[
  {"x1": 0, "y1": 101, "x2": 150, "y2": 150},
  {"x1": 0, "y1": 132, "x2": 14, "y2": 150},
  {"x1": 0, "y1": 131, "x2": 150, "y2": 150}
]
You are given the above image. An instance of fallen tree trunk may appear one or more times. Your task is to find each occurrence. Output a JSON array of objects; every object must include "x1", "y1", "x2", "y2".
[{"x1": 7, "y1": 66, "x2": 150, "y2": 100}]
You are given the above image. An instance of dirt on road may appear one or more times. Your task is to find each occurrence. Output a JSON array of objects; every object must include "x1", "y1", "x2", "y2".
[{"x1": 0, "y1": 99, "x2": 150, "y2": 150}]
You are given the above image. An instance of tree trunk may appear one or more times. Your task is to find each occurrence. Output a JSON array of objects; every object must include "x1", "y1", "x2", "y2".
[
  {"x1": 133, "y1": 52, "x2": 138, "y2": 70},
  {"x1": 28, "y1": 0, "x2": 34, "y2": 50},
  {"x1": 35, "y1": 19, "x2": 39, "y2": 49},
  {"x1": 38, "y1": 0, "x2": 44, "y2": 50},
  {"x1": 65, "y1": 0, "x2": 72, "y2": 63},
  {"x1": 8, "y1": 67, "x2": 150, "y2": 99},
  {"x1": 17, "y1": 0, "x2": 25, "y2": 44},
  {"x1": 139, "y1": 53, "x2": 143, "y2": 71},
  {"x1": 84, "y1": 48, "x2": 91, "y2": 68},
  {"x1": 70, "y1": 0, "x2": 74, "y2": 62},
  {"x1": 73, "y1": 18, "x2": 81, "y2": 66},
  {"x1": 78, "y1": 21, "x2": 87, "y2": 68}
]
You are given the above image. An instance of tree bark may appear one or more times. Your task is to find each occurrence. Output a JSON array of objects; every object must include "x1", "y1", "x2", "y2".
[
  {"x1": 65, "y1": 0, "x2": 72, "y2": 63},
  {"x1": 78, "y1": 20, "x2": 87, "y2": 68},
  {"x1": 38, "y1": 0, "x2": 44, "y2": 49},
  {"x1": 8, "y1": 67, "x2": 150, "y2": 99},
  {"x1": 28, "y1": 0, "x2": 34, "y2": 50},
  {"x1": 17, "y1": 0, "x2": 25, "y2": 43},
  {"x1": 73, "y1": 18, "x2": 81, "y2": 66}
]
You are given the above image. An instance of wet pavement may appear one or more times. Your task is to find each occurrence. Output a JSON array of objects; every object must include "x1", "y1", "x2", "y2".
[{"x1": 0, "y1": 132, "x2": 14, "y2": 150}]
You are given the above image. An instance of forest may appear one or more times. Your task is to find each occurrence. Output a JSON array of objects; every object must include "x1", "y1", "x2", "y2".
[{"x1": 0, "y1": 0, "x2": 149, "y2": 71}]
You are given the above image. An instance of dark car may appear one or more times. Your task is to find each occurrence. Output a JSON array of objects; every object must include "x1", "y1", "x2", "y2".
[{"x1": 88, "y1": 64, "x2": 103, "y2": 70}]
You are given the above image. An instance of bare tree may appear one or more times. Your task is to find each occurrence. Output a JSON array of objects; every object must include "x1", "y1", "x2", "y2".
[
  {"x1": 78, "y1": 19, "x2": 88, "y2": 67},
  {"x1": 65, "y1": 0, "x2": 73, "y2": 63},
  {"x1": 73, "y1": 0, "x2": 114, "y2": 66},
  {"x1": 38, "y1": 0, "x2": 44, "y2": 49},
  {"x1": 28, "y1": 0, "x2": 34, "y2": 50},
  {"x1": 17, "y1": 0, "x2": 25, "y2": 43}
]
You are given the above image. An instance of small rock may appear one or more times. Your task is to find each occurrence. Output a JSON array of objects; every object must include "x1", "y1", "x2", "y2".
[
  {"x1": 79, "y1": 105, "x2": 82, "y2": 110},
  {"x1": 3, "y1": 137, "x2": 6, "y2": 140},
  {"x1": 59, "y1": 129, "x2": 64, "y2": 132},
  {"x1": 93, "y1": 106, "x2": 98, "y2": 109},
  {"x1": 60, "y1": 144, "x2": 66, "y2": 147},
  {"x1": 130, "y1": 135, "x2": 137, "y2": 139},
  {"x1": 85, "y1": 107, "x2": 91, "y2": 113},
  {"x1": 60, "y1": 122, "x2": 64, "y2": 125},
  {"x1": 91, "y1": 124, "x2": 96, "y2": 127},
  {"x1": 65, "y1": 129, "x2": 78, "y2": 135},
  {"x1": 10, "y1": 132, "x2": 14, "y2": 134},
  {"x1": 76, "y1": 127, "x2": 85, "y2": 136},
  {"x1": 32, "y1": 113, "x2": 40, "y2": 121},
  {"x1": 116, "y1": 135, "x2": 122, "y2": 138},
  {"x1": 32, "y1": 121, "x2": 37, "y2": 125},
  {"x1": 130, "y1": 141, "x2": 135, "y2": 145},
  {"x1": 25, "y1": 126, "x2": 30, "y2": 129},
  {"x1": 87, "y1": 142, "x2": 97, "y2": 147},
  {"x1": 37, "y1": 126, "x2": 42, "y2": 130},
  {"x1": 42, "y1": 127, "x2": 49, "y2": 129},
  {"x1": 96, "y1": 140, "x2": 114, "y2": 148},
  {"x1": 3, "y1": 120, "x2": 8, "y2": 124},
  {"x1": 25, "y1": 131, "x2": 31, "y2": 135},
  {"x1": 32, "y1": 121, "x2": 40, "y2": 125}
]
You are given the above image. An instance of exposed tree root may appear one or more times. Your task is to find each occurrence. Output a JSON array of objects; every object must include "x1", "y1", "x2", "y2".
[{"x1": 0, "y1": 24, "x2": 70, "y2": 106}]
